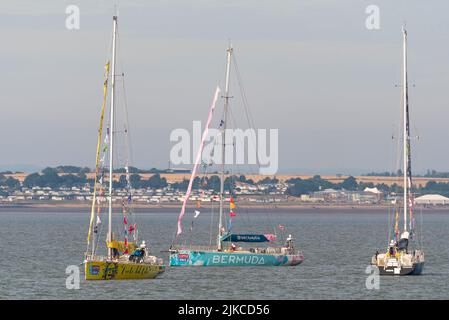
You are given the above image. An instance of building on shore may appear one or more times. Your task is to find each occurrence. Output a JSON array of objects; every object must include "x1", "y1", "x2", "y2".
[{"x1": 414, "y1": 194, "x2": 449, "y2": 205}]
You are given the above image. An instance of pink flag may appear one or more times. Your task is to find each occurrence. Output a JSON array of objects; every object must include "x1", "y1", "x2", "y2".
[
  {"x1": 264, "y1": 234, "x2": 277, "y2": 242},
  {"x1": 229, "y1": 211, "x2": 236, "y2": 217},
  {"x1": 176, "y1": 87, "x2": 221, "y2": 236}
]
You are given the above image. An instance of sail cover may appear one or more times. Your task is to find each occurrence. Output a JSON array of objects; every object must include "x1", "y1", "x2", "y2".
[
  {"x1": 176, "y1": 86, "x2": 221, "y2": 236},
  {"x1": 221, "y1": 234, "x2": 273, "y2": 243}
]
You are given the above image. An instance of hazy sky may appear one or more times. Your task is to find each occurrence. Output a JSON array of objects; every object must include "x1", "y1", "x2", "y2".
[{"x1": 1, "y1": 0, "x2": 449, "y2": 174}]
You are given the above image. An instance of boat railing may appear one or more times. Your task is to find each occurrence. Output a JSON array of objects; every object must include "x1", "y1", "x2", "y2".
[
  {"x1": 170, "y1": 245, "x2": 301, "y2": 255},
  {"x1": 414, "y1": 250, "x2": 424, "y2": 262},
  {"x1": 171, "y1": 245, "x2": 218, "y2": 252},
  {"x1": 84, "y1": 254, "x2": 110, "y2": 262},
  {"x1": 85, "y1": 254, "x2": 164, "y2": 266},
  {"x1": 258, "y1": 247, "x2": 299, "y2": 254},
  {"x1": 85, "y1": 254, "x2": 129, "y2": 262}
]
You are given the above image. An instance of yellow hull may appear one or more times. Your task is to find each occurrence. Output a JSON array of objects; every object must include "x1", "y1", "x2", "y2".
[{"x1": 84, "y1": 260, "x2": 165, "y2": 280}]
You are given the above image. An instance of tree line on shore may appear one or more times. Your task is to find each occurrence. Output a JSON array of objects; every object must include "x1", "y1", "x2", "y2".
[
  {"x1": 286, "y1": 175, "x2": 449, "y2": 197},
  {"x1": 364, "y1": 169, "x2": 449, "y2": 178},
  {"x1": 0, "y1": 167, "x2": 168, "y2": 195},
  {"x1": 3, "y1": 166, "x2": 449, "y2": 198},
  {"x1": 0, "y1": 167, "x2": 279, "y2": 195}
]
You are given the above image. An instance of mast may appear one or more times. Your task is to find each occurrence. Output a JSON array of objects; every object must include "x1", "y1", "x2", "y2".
[
  {"x1": 218, "y1": 46, "x2": 233, "y2": 250},
  {"x1": 402, "y1": 25, "x2": 408, "y2": 233},
  {"x1": 108, "y1": 15, "x2": 118, "y2": 258}
]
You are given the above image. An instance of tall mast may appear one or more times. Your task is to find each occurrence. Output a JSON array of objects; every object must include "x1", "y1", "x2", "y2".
[
  {"x1": 218, "y1": 45, "x2": 233, "y2": 250},
  {"x1": 402, "y1": 25, "x2": 408, "y2": 233},
  {"x1": 108, "y1": 15, "x2": 118, "y2": 257}
]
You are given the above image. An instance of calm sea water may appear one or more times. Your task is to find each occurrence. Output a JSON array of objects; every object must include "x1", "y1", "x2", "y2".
[{"x1": 1, "y1": 208, "x2": 448, "y2": 300}]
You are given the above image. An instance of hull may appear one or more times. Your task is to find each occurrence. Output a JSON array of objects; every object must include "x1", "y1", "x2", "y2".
[
  {"x1": 85, "y1": 260, "x2": 165, "y2": 280},
  {"x1": 372, "y1": 251, "x2": 425, "y2": 276},
  {"x1": 374, "y1": 261, "x2": 424, "y2": 276},
  {"x1": 169, "y1": 250, "x2": 304, "y2": 267},
  {"x1": 409, "y1": 261, "x2": 424, "y2": 275}
]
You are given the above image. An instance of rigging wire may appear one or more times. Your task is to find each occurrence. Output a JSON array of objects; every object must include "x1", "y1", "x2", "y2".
[{"x1": 232, "y1": 51, "x2": 281, "y2": 240}]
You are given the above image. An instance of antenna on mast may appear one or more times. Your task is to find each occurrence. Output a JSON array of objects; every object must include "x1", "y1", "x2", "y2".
[{"x1": 114, "y1": 1, "x2": 119, "y2": 17}]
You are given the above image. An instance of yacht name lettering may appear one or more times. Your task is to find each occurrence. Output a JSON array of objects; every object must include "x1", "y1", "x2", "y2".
[{"x1": 212, "y1": 255, "x2": 265, "y2": 264}]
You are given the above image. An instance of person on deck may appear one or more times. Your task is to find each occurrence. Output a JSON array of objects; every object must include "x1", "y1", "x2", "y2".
[
  {"x1": 282, "y1": 234, "x2": 293, "y2": 254},
  {"x1": 139, "y1": 240, "x2": 147, "y2": 252},
  {"x1": 112, "y1": 247, "x2": 119, "y2": 259},
  {"x1": 129, "y1": 241, "x2": 146, "y2": 262},
  {"x1": 285, "y1": 234, "x2": 293, "y2": 248},
  {"x1": 388, "y1": 240, "x2": 396, "y2": 256},
  {"x1": 129, "y1": 248, "x2": 144, "y2": 262}
]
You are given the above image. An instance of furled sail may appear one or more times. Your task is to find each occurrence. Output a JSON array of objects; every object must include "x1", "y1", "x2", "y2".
[
  {"x1": 176, "y1": 86, "x2": 221, "y2": 235},
  {"x1": 87, "y1": 61, "x2": 110, "y2": 247}
]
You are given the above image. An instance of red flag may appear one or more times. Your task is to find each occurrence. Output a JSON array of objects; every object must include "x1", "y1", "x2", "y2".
[
  {"x1": 124, "y1": 237, "x2": 128, "y2": 253},
  {"x1": 128, "y1": 224, "x2": 135, "y2": 233},
  {"x1": 123, "y1": 216, "x2": 127, "y2": 225},
  {"x1": 229, "y1": 211, "x2": 236, "y2": 217}
]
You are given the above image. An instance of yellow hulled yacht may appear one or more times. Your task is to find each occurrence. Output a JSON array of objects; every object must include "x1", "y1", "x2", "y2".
[{"x1": 83, "y1": 15, "x2": 165, "y2": 280}]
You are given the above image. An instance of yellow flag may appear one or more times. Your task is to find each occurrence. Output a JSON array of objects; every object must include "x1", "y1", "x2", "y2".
[{"x1": 230, "y1": 197, "x2": 235, "y2": 209}]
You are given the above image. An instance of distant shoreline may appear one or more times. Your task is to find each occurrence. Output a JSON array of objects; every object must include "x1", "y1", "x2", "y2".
[
  {"x1": 1, "y1": 202, "x2": 448, "y2": 213},
  {"x1": 6, "y1": 172, "x2": 449, "y2": 187}
]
